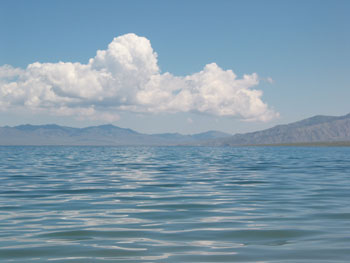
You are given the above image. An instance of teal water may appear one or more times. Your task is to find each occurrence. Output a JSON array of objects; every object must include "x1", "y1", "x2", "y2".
[{"x1": 0, "y1": 146, "x2": 350, "y2": 262}]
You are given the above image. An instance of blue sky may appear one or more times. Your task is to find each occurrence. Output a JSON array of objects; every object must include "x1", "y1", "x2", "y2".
[{"x1": 0, "y1": 0, "x2": 349, "y2": 134}]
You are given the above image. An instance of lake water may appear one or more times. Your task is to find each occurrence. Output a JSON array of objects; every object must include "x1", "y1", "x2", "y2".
[{"x1": 0, "y1": 146, "x2": 350, "y2": 262}]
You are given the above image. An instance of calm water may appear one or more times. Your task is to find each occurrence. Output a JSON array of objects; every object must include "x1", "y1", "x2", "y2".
[{"x1": 0, "y1": 146, "x2": 350, "y2": 262}]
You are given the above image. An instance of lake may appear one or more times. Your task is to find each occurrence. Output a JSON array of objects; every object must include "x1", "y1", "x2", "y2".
[{"x1": 0, "y1": 146, "x2": 350, "y2": 262}]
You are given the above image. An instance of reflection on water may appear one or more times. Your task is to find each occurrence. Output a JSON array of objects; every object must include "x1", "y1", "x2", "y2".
[{"x1": 0, "y1": 146, "x2": 350, "y2": 262}]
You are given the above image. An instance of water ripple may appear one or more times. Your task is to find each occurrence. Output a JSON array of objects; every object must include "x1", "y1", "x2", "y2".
[{"x1": 0, "y1": 146, "x2": 350, "y2": 262}]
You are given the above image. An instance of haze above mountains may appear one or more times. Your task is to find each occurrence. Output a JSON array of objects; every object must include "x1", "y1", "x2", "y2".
[{"x1": 1, "y1": 113, "x2": 350, "y2": 146}]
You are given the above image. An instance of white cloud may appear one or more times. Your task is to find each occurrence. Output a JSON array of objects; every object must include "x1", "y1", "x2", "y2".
[
  {"x1": 266, "y1": 77, "x2": 274, "y2": 84},
  {"x1": 0, "y1": 33, "x2": 278, "y2": 122}
]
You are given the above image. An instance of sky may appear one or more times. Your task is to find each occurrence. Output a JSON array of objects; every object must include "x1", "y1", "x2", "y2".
[{"x1": 0, "y1": 0, "x2": 349, "y2": 134}]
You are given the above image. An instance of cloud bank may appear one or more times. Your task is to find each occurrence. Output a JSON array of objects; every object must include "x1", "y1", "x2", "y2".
[{"x1": 0, "y1": 33, "x2": 278, "y2": 122}]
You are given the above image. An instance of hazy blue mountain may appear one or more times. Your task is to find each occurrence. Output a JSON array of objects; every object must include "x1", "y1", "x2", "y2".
[
  {"x1": 191, "y1": 130, "x2": 231, "y2": 140},
  {"x1": 0, "y1": 124, "x2": 231, "y2": 146},
  {"x1": 2, "y1": 113, "x2": 349, "y2": 146},
  {"x1": 207, "y1": 113, "x2": 350, "y2": 146}
]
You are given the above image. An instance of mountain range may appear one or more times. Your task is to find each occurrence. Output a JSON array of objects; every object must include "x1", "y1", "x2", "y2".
[
  {"x1": 0, "y1": 124, "x2": 230, "y2": 146},
  {"x1": 205, "y1": 113, "x2": 350, "y2": 146},
  {"x1": 0, "y1": 113, "x2": 349, "y2": 146}
]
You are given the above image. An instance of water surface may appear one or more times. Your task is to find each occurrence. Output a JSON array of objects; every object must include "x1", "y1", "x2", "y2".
[{"x1": 0, "y1": 146, "x2": 350, "y2": 262}]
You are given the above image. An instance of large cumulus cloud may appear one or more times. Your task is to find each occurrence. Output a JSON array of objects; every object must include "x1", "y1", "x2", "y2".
[{"x1": 0, "y1": 33, "x2": 278, "y2": 122}]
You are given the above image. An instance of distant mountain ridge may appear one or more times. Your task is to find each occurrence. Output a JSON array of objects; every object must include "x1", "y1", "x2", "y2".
[
  {"x1": 1, "y1": 113, "x2": 349, "y2": 146},
  {"x1": 0, "y1": 124, "x2": 231, "y2": 146},
  {"x1": 206, "y1": 113, "x2": 350, "y2": 146}
]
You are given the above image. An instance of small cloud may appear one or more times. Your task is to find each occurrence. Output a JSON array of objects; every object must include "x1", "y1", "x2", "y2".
[{"x1": 266, "y1": 77, "x2": 274, "y2": 84}]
